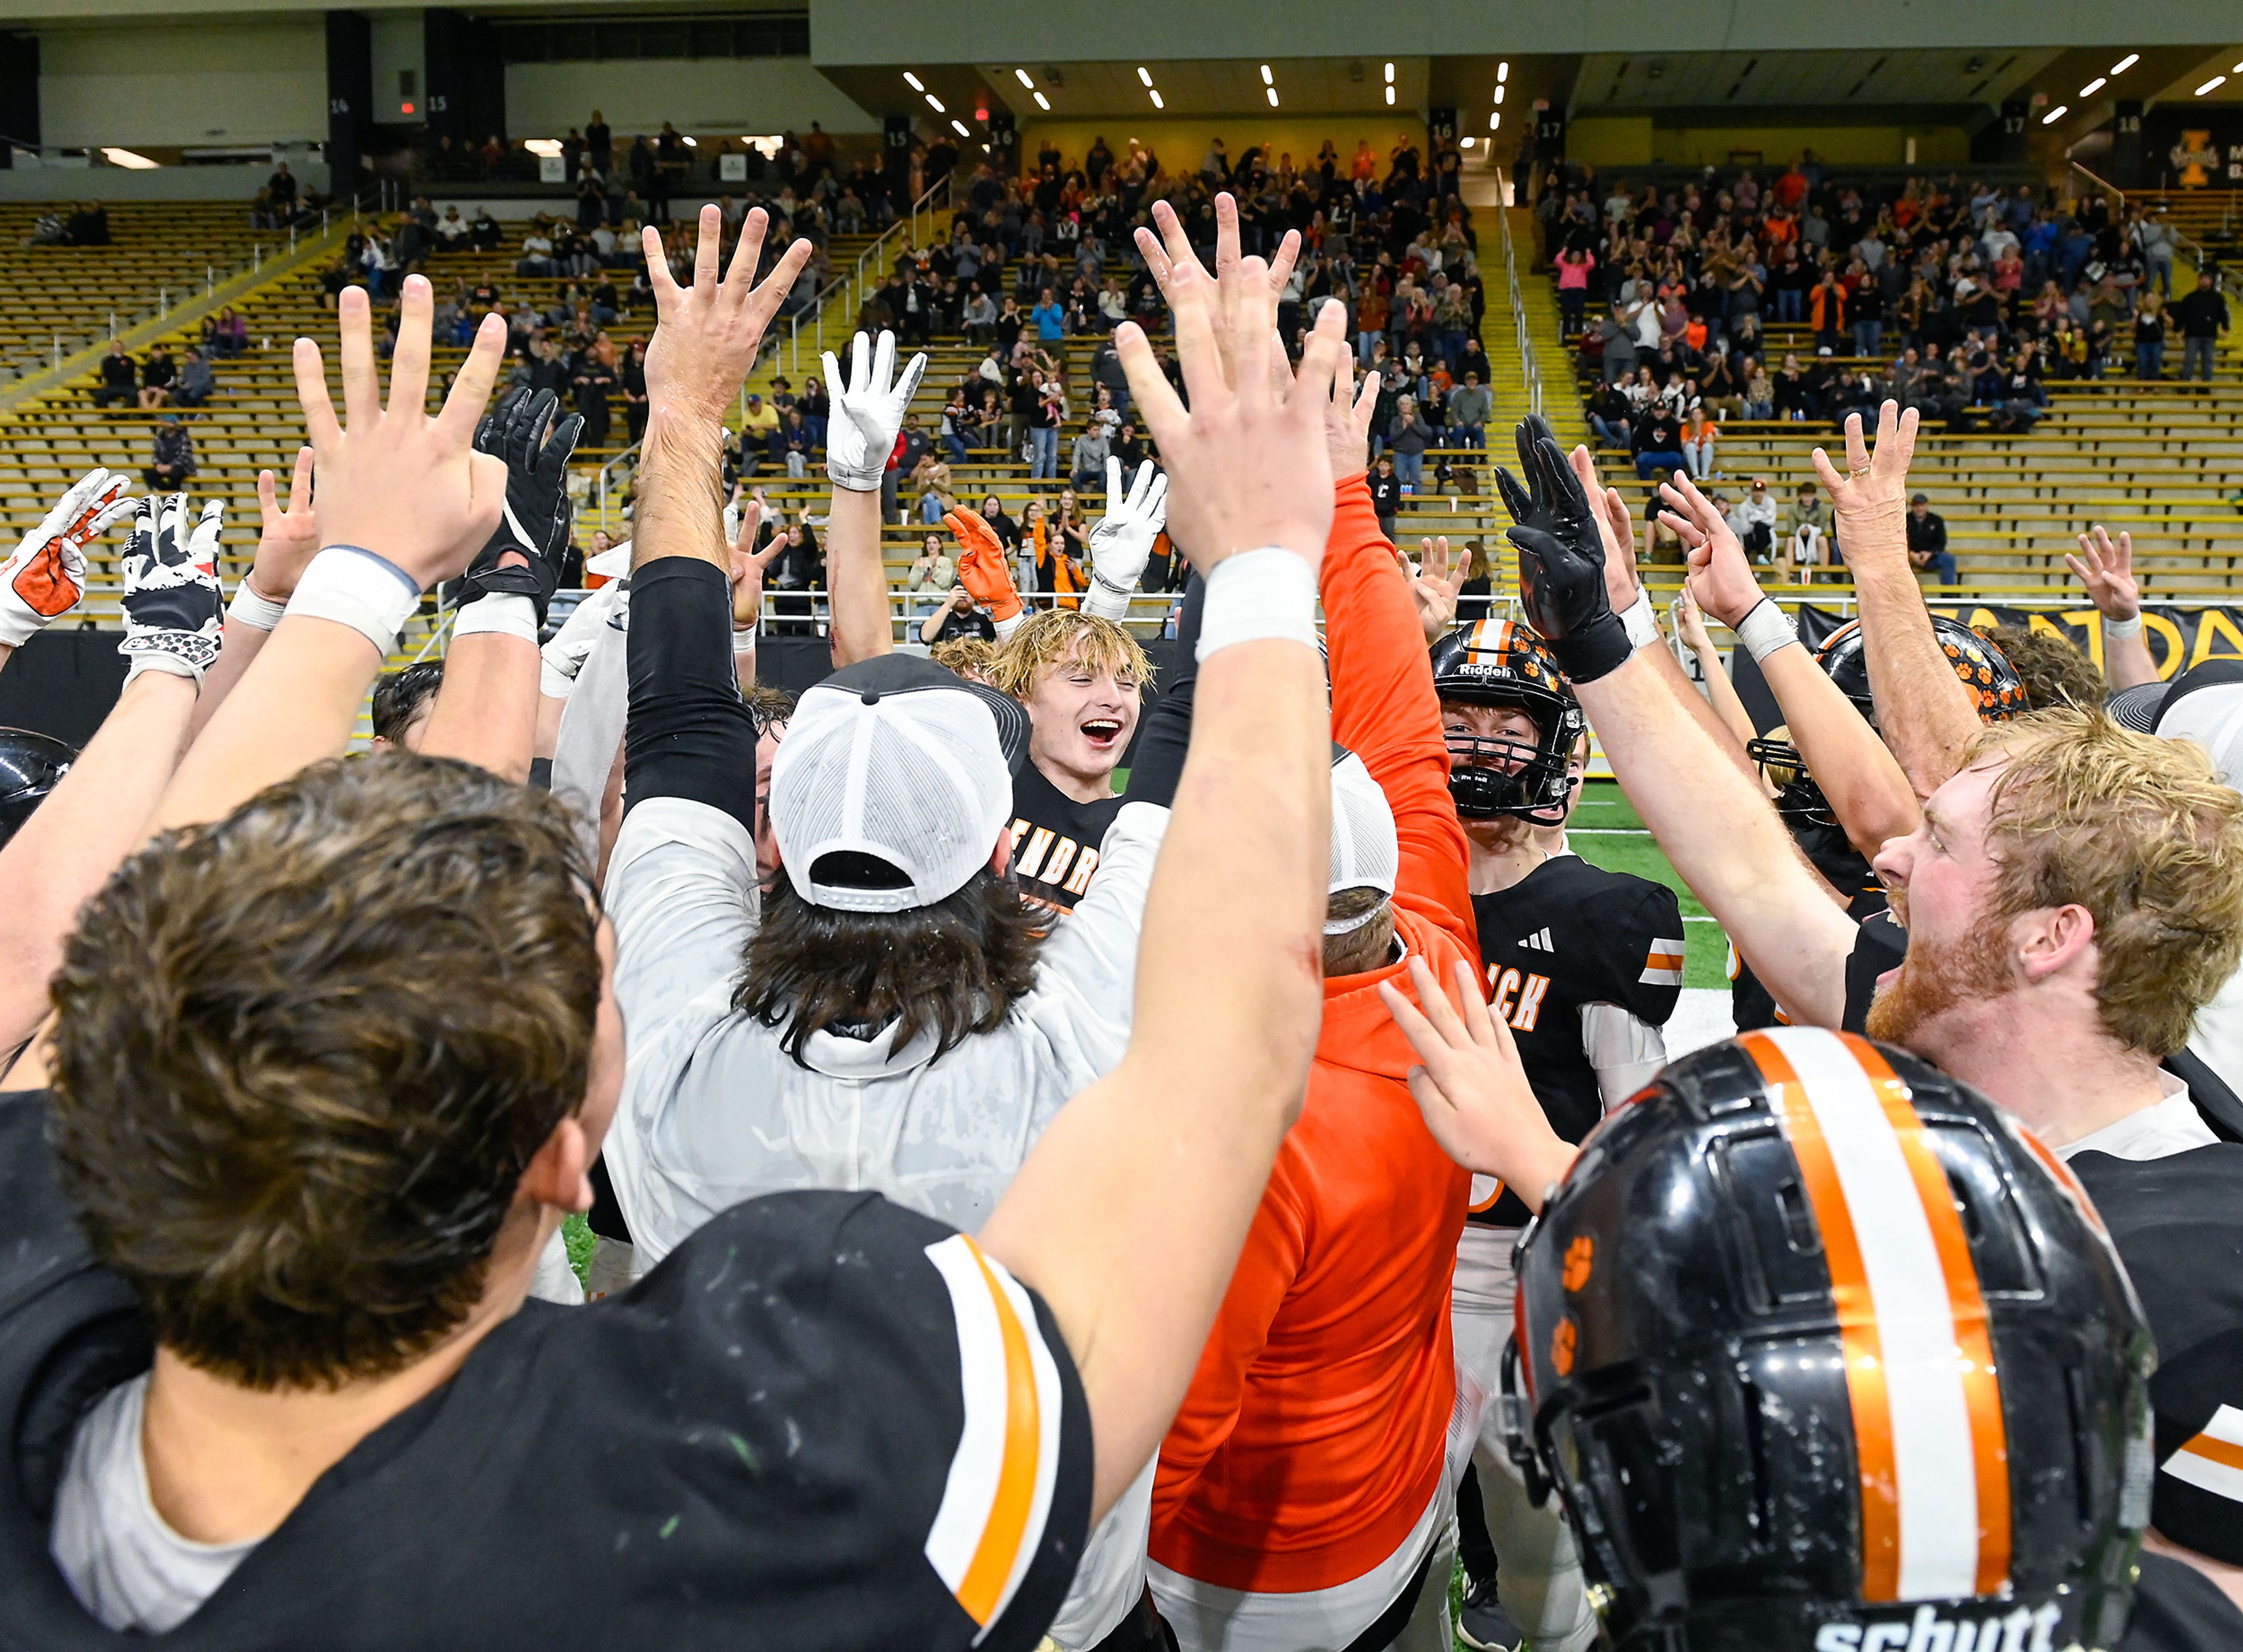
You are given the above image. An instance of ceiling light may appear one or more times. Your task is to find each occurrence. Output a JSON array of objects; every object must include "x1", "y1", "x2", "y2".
[
  {"x1": 1033, "y1": 91, "x2": 1050, "y2": 110},
  {"x1": 1489, "y1": 111, "x2": 1501, "y2": 130},
  {"x1": 2235, "y1": 59, "x2": 2243, "y2": 72},
  {"x1": 1014, "y1": 68, "x2": 1035, "y2": 89},
  {"x1": 926, "y1": 93, "x2": 944, "y2": 112},
  {"x1": 681, "y1": 135, "x2": 697, "y2": 147},
  {"x1": 1460, "y1": 136, "x2": 1474, "y2": 148},
  {"x1": 1150, "y1": 89, "x2": 1164, "y2": 108},
  {"x1": 1266, "y1": 86, "x2": 1279, "y2": 106},
  {"x1": 1384, "y1": 61, "x2": 1395, "y2": 84},
  {"x1": 1137, "y1": 66, "x2": 1154, "y2": 87},
  {"x1": 2199, "y1": 76, "x2": 2228, "y2": 95},
  {"x1": 1384, "y1": 86, "x2": 1396, "y2": 105},
  {"x1": 2110, "y1": 53, "x2": 2138, "y2": 75},
  {"x1": 2042, "y1": 104, "x2": 2069, "y2": 124},
  {"x1": 1260, "y1": 65, "x2": 1273, "y2": 85},
  {"x1": 1494, "y1": 84, "x2": 1506, "y2": 103},
  {"x1": 101, "y1": 146, "x2": 160, "y2": 168},
  {"x1": 524, "y1": 138, "x2": 564, "y2": 157},
  {"x1": 2079, "y1": 77, "x2": 2106, "y2": 96},
  {"x1": 1497, "y1": 60, "x2": 1510, "y2": 82},
  {"x1": 903, "y1": 71, "x2": 923, "y2": 91},
  {"x1": 951, "y1": 119, "x2": 970, "y2": 137}
]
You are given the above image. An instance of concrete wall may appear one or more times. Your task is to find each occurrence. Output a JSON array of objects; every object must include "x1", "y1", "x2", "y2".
[
  {"x1": 36, "y1": 18, "x2": 328, "y2": 148},
  {"x1": 1567, "y1": 116, "x2": 1972, "y2": 169},
  {"x1": 0, "y1": 161, "x2": 329, "y2": 202},
  {"x1": 504, "y1": 58, "x2": 877, "y2": 141},
  {"x1": 1015, "y1": 118, "x2": 1432, "y2": 178}
]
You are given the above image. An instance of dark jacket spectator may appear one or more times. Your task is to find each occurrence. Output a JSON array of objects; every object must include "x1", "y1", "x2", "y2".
[
  {"x1": 145, "y1": 418, "x2": 195, "y2": 488},
  {"x1": 93, "y1": 346, "x2": 137, "y2": 409},
  {"x1": 172, "y1": 349, "x2": 217, "y2": 409}
]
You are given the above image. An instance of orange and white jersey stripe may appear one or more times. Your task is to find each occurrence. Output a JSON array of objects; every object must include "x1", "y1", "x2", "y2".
[
  {"x1": 2162, "y1": 1403, "x2": 2243, "y2": 1509},
  {"x1": 921, "y1": 1234, "x2": 1065, "y2": 1640},
  {"x1": 1739, "y1": 1027, "x2": 2012, "y2": 1604},
  {"x1": 1638, "y1": 936, "x2": 1686, "y2": 988}
]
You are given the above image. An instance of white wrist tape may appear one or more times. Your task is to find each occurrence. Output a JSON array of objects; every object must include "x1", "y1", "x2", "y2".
[
  {"x1": 1619, "y1": 589, "x2": 1660, "y2": 651},
  {"x1": 453, "y1": 593, "x2": 538, "y2": 643},
  {"x1": 284, "y1": 547, "x2": 422, "y2": 654},
  {"x1": 1734, "y1": 598, "x2": 1800, "y2": 663},
  {"x1": 1196, "y1": 548, "x2": 1322, "y2": 662},
  {"x1": 227, "y1": 579, "x2": 290, "y2": 633},
  {"x1": 732, "y1": 623, "x2": 758, "y2": 651},
  {"x1": 2103, "y1": 613, "x2": 2144, "y2": 639}
]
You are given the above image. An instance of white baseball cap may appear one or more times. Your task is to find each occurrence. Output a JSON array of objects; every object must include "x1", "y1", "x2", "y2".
[
  {"x1": 1327, "y1": 747, "x2": 1400, "y2": 933},
  {"x1": 770, "y1": 655, "x2": 1030, "y2": 913}
]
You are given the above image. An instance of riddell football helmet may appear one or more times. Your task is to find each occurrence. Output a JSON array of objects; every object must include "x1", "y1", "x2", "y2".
[
  {"x1": 1499, "y1": 1028, "x2": 2154, "y2": 1652},
  {"x1": 1430, "y1": 617, "x2": 1586, "y2": 825},
  {"x1": 1748, "y1": 617, "x2": 2027, "y2": 827},
  {"x1": 0, "y1": 727, "x2": 73, "y2": 849}
]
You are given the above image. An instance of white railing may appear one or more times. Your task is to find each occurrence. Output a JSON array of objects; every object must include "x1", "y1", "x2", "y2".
[
  {"x1": 2067, "y1": 162, "x2": 2223, "y2": 281},
  {"x1": 774, "y1": 173, "x2": 954, "y2": 380},
  {"x1": 1493, "y1": 169, "x2": 1542, "y2": 419}
]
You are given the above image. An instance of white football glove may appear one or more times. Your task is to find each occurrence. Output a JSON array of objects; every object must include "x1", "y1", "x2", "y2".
[
  {"x1": 0, "y1": 468, "x2": 133, "y2": 647},
  {"x1": 1082, "y1": 458, "x2": 1169, "y2": 622},
  {"x1": 119, "y1": 494, "x2": 225, "y2": 685},
  {"x1": 822, "y1": 329, "x2": 928, "y2": 493},
  {"x1": 539, "y1": 582, "x2": 629, "y2": 700}
]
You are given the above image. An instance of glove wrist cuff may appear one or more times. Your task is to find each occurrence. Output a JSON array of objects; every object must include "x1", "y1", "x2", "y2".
[
  {"x1": 1546, "y1": 613, "x2": 1634, "y2": 685},
  {"x1": 826, "y1": 461, "x2": 884, "y2": 494},
  {"x1": 123, "y1": 649, "x2": 207, "y2": 689}
]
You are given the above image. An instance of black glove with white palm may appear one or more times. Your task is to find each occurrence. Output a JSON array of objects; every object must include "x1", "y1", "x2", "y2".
[
  {"x1": 824, "y1": 329, "x2": 928, "y2": 493},
  {"x1": 117, "y1": 492, "x2": 224, "y2": 686},
  {"x1": 1083, "y1": 456, "x2": 1169, "y2": 621},
  {"x1": 1495, "y1": 414, "x2": 1632, "y2": 683},
  {"x1": 459, "y1": 386, "x2": 582, "y2": 623}
]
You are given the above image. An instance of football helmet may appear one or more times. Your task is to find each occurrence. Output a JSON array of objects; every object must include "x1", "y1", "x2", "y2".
[
  {"x1": 0, "y1": 727, "x2": 72, "y2": 848},
  {"x1": 1431, "y1": 617, "x2": 1586, "y2": 825},
  {"x1": 1499, "y1": 1028, "x2": 2154, "y2": 1652},
  {"x1": 1748, "y1": 617, "x2": 2027, "y2": 827}
]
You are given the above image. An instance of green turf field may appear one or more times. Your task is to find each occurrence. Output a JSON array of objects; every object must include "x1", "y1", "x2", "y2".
[{"x1": 1566, "y1": 781, "x2": 1728, "y2": 989}]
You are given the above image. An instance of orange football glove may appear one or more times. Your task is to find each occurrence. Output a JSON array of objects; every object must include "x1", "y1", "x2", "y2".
[{"x1": 946, "y1": 508, "x2": 1022, "y2": 623}]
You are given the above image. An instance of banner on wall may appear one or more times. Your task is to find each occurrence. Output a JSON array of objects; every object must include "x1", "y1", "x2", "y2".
[{"x1": 1793, "y1": 602, "x2": 2243, "y2": 683}]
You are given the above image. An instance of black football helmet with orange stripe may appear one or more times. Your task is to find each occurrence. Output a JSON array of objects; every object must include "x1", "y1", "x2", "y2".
[
  {"x1": 1748, "y1": 617, "x2": 2026, "y2": 828},
  {"x1": 0, "y1": 727, "x2": 72, "y2": 849},
  {"x1": 1430, "y1": 617, "x2": 1586, "y2": 825},
  {"x1": 1500, "y1": 1028, "x2": 2153, "y2": 1652}
]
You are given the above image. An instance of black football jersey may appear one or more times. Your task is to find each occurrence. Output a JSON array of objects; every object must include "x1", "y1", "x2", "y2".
[
  {"x1": 1731, "y1": 821, "x2": 1887, "y2": 1030},
  {"x1": 1470, "y1": 854, "x2": 1685, "y2": 1228},
  {"x1": 1007, "y1": 755, "x2": 1124, "y2": 919}
]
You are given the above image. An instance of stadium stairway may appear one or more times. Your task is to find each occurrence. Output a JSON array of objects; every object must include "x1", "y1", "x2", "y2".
[{"x1": 1497, "y1": 204, "x2": 1588, "y2": 451}]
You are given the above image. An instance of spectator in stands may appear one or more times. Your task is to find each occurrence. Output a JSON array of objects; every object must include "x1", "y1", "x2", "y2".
[
  {"x1": 1369, "y1": 452, "x2": 1402, "y2": 540},
  {"x1": 92, "y1": 344, "x2": 137, "y2": 411},
  {"x1": 1447, "y1": 370, "x2": 1492, "y2": 450},
  {"x1": 572, "y1": 337, "x2": 619, "y2": 450},
  {"x1": 2177, "y1": 270, "x2": 2227, "y2": 382},
  {"x1": 2133, "y1": 292, "x2": 2167, "y2": 381},
  {"x1": 1387, "y1": 395, "x2": 1433, "y2": 495},
  {"x1": 1630, "y1": 404, "x2": 1685, "y2": 481},
  {"x1": 1728, "y1": 477, "x2": 1779, "y2": 563},
  {"x1": 203, "y1": 307, "x2": 249, "y2": 360},
  {"x1": 136, "y1": 346, "x2": 176, "y2": 411},
  {"x1": 906, "y1": 534, "x2": 956, "y2": 619},
  {"x1": 171, "y1": 347, "x2": 215, "y2": 410},
  {"x1": 1587, "y1": 379, "x2": 1634, "y2": 450},
  {"x1": 1906, "y1": 491, "x2": 1957, "y2": 585},
  {"x1": 143, "y1": 415, "x2": 194, "y2": 490},
  {"x1": 61, "y1": 201, "x2": 110, "y2": 247},
  {"x1": 1679, "y1": 405, "x2": 1718, "y2": 480},
  {"x1": 1554, "y1": 245, "x2": 1595, "y2": 336}
]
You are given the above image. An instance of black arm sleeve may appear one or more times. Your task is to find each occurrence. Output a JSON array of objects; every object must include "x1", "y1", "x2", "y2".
[
  {"x1": 1123, "y1": 570, "x2": 1203, "y2": 810},
  {"x1": 623, "y1": 557, "x2": 759, "y2": 831}
]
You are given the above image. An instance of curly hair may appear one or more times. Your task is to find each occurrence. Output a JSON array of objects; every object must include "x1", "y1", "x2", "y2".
[
  {"x1": 47, "y1": 755, "x2": 602, "y2": 1390},
  {"x1": 370, "y1": 660, "x2": 444, "y2": 747},
  {"x1": 987, "y1": 609, "x2": 1151, "y2": 702},
  {"x1": 930, "y1": 636, "x2": 998, "y2": 682},
  {"x1": 1974, "y1": 623, "x2": 2105, "y2": 713},
  {"x1": 1975, "y1": 708, "x2": 2243, "y2": 1057}
]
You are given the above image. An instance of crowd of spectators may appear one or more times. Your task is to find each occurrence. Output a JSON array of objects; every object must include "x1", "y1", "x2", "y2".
[
  {"x1": 1545, "y1": 156, "x2": 2232, "y2": 485},
  {"x1": 20, "y1": 202, "x2": 111, "y2": 248}
]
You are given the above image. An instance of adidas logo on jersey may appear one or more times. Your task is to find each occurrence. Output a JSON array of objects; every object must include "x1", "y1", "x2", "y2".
[
  {"x1": 1519, "y1": 927, "x2": 1555, "y2": 953},
  {"x1": 1811, "y1": 1599, "x2": 2065, "y2": 1652}
]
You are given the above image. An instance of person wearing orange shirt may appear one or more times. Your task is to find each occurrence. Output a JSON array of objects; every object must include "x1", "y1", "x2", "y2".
[{"x1": 1147, "y1": 387, "x2": 1478, "y2": 1651}]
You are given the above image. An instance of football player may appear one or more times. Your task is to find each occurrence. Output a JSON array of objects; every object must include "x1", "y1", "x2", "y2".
[{"x1": 1430, "y1": 615, "x2": 1683, "y2": 1652}]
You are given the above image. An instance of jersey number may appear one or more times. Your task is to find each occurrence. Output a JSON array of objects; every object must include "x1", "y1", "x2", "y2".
[{"x1": 1487, "y1": 966, "x2": 1551, "y2": 1033}]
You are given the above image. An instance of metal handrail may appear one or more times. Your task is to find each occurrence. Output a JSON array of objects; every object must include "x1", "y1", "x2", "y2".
[
  {"x1": 777, "y1": 172, "x2": 954, "y2": 379},
  {"x1": 2067, "y1": 162, "x2": 2223, "y2": 282},
  {"x1": 1493, "y1": 168, "x2": 1542, "y2": 418}
]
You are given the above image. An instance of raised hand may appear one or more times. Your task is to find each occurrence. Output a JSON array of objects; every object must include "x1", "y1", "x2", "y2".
[
  {"x1": 291, "y1": 274, "x2": 509, "y2": 591},
  {"x1": 1673, "y1": 584, "x2": 1717, "y2": 656},
  {"x1": 459, "y1": 386, "x2": 583, "y2": 623},
  {"x1": 0, "y1": 468, "x2": 133, "y2": 646},
  {"x1": 118, "y1": 493, "x2": 224, "y2": 683},
  {"x1": 1113, "y1": 253, "x2": 1343, "y2": 575},
  {"x1": 1403, "y1": 535, "x2": 1468, "y2": 645},
  {"x1": 1810, "y1": 400, "x2": 1916, "y2": 537},
  {"x1": 1496, "y1": 418, "x2": 1630, "y2": 681},
  {"x1": 1086, "y1": 456, "x2": 1169, "y2": 604},
  {"x1": 824, "y1": 329, "x2": 928, "y2": 493},
  {"x1": 1661, "y1": 470, "x2": 1766, "y2": 629},
  {"x1": 1324, "y1": 366, "x2": 1381, "y2": 481},
  {"x1": 247, "y1": 447, "x2": 318, "y2": 601},
  {"x1": 641, "y1": 204, "x2": 813, "y2": 425},
  {"x1": 1564, "y1": 442, "x2": 1641, "y2": 613},
  {"x1": 727, "y1": 496, "x2": 778, "y2": 629},
  {"x1": 945, "y1": 508, "x2": 1022, "y2": 622},
  {"x1": 1133, "y1": 193, "x2": 1303, "y2": 392},
  {"x1": 2067, "y1": 526, "x2": 2141, "y2": 621}
]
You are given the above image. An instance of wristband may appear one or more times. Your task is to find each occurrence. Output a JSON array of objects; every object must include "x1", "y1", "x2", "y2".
[
  {"x1": 732, "y1": 623, "x2": 758, "y2": 651},
  {"x1": 453, "y1": 592, "x2": 538, "y2": 643},
  {"x1": 1544, "y1": 613, "x2": 1634, "y2": 685},
  {"x1": 1619, "y1": 589, "x2": 1660, "y2": 651},
  {"x1": 1734, "y1": 598, "x2": 1800, "y2": 663},
  {"x1": 2103, "y1": 613, "x2": 2143, "y2": 639},
  {"x1": 227, "y1": 579, "x2": 290, "y2": 633},
  {"x1": 284, "y1": 546, "x2": 422, "y2": 655},
  {"x1": 1195, "y1": 549, "x2": 1321, "y2": 662}
]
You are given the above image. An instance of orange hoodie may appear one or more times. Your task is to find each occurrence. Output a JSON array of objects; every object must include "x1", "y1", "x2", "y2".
[{"x1": 1149, "y1": 475, "x2": 1478, "y2": 1593}]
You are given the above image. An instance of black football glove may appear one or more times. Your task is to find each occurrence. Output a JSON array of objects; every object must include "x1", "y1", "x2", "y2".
[
  {"x1": 458, "y1": 387, "x2": 583, "y2": 623},
  {"x1": 1494, "y1": 417, "x2": 1631, "y2": 683}
]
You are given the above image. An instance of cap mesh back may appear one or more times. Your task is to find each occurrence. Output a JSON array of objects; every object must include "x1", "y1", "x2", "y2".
[{"x1": 1328, "y1": 751, "x2": 1400, "y2": 931}]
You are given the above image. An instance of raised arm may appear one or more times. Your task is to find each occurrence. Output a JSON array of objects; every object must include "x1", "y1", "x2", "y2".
[
  {"x1": 978, "y1": 261, "x2": 1340, "y2": 1522},
  {"x1": 822, "y1": 330, "x2": 925, "y2": 664},
  {"x1": 188, "y1": 447, "x2": 318, "y2": 738},
  {"x1": 2068, "y1": 526, "x2": 2159, "y2": 690},
  {"x1": 1816, "y1": 402, "x2": 1980, "y2": 796},
  {"x1": 1081, "y1": 455, "x2": 1168, "y2": 623},
  {"x1": 1671, "y1": 584, "x2": 1761, "y2": 752},
  {"x1": 1664, "y1": 470, "x2": 1920, "y2": 856}
]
